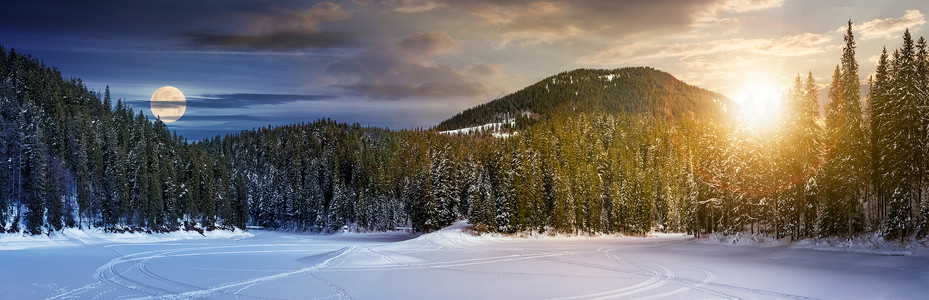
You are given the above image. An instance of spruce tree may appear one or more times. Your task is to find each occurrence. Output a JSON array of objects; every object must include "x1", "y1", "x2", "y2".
[
  {"x1": 21, "y1": 102, "x2": 49, "y2": 234},
  {"x1": 883, "y1": 29, "x2": 926, "y2": 238},
  {"x1": 783, "y1": 73, "x2": 822, "y2": 239},
  {"x1": 821, "y1": 21, "x2": 866, "y2": 238},
  {"x1": 869, "y1": 47, "x2": 891, "y2": 228}
]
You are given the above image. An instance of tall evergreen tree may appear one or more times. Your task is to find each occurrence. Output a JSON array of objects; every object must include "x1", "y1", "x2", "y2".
[
  {"x1": 869, "y1": 47, "x2": 891, "y2": 228},
  {"x1": 821, "y1": 21, "x2": 866, "y2": 238},
  {"x1": 883, "y1": 29, "x2": 927, "y2": 238},
  {"x1": 783, "y1": 73, "x2": 822, "y2": 239}
]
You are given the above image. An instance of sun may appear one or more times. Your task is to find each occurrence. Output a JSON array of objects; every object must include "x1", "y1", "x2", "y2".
[{"x1": 731, "y1": 82, "x2": 784, "y2": 129}]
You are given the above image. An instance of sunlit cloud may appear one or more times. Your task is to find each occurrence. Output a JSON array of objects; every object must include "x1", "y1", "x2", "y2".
[
  {"x1": 710, "y1": 0, "x2": 784, "y2": 14},
  {"x1": 380, "y1": 0, "x2": 445, "y2": 13},
  {"x1": 855, "y1": 10, "x2": 926, "y2": 40},
  {"x1": 578, "y1": 32, "x2": 837, "y2": 66}
]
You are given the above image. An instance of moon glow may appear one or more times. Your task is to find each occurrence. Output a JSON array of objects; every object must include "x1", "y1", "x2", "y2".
[{"x1": 150, "y1": 86, "x2": 187, "y2": 123}]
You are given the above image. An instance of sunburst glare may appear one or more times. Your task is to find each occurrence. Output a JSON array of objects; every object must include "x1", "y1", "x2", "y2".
[{"x1": 732, "y1": 82, "x2": 784, "y2": 129}]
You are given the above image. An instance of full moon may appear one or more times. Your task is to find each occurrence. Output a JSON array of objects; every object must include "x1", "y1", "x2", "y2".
[{"x1": 150, "y1": 86, "x2": 186, "y2": 123}]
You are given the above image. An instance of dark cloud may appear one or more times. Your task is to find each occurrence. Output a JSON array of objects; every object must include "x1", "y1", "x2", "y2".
[
  {"x1": 149, "y1": 102, "x2": 186, "y2": 110},
  {"x1": 0, "y1": 1, "x2": 358, "y2": 52},
  {"x1": 183, "y1": 31, "x2": 359, "y2": 50},
  {"x1": 0, "y1": 1, "x2": 264, "y2": 40},
  {"x1": 324, "y1": 32, "x2": 494, "y2": 99},
  {"x1": 127, "y1": 93, "x2": 338, "y2": 110},
  {"x1": 397, "y1": 32, "x2": 457, "y2": 56},
  {"x1": 340, "y1": 83, "x2": 485, "y2": 99},
  {"x1": 191, "y1": 93, "x2": 339, "y2": 108},
  {"x1": 180, "y1": 1, "x2": 358, "y2": 51},
  {"x1": 175, "y1": 115, "x2": 269, "y2": 122}
]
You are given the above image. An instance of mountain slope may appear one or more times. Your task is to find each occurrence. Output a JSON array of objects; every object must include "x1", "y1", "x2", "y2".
[{"x1": 435, "y1": 67, "x2": 732, "y2": 131}]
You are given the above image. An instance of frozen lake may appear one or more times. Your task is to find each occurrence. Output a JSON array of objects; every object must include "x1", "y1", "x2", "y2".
[{"x1": 2, "y1": 223, "x2": 928, "y2": 299}]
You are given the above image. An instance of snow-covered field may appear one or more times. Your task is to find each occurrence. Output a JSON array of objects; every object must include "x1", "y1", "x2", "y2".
[{"x1": 2, "y1": 222, "x2": 928, "y2": 299}]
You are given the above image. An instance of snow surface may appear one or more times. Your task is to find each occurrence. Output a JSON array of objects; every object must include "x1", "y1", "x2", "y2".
[
  {"x1": 599, "y1": 74, "x2": 619, "y2": 82},
  {"x1": 439, "y1": 119, "x2": 515, "y2": 136},
  {"x1": 2, "y1": 221, "x2": 928, "y2": 299},
  {"x1": 0, "y1": 228, "x2": 253, "y2": 251},
  {"x1": 699, "y1": 231, "x2": 929, "y2": 257},
  {"x1": 439, "y1": 112, "x2": 532, "y2": 138}
]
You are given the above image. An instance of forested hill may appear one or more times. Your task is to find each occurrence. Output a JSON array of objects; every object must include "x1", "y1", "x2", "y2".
[{"x1": 435, "y1": 67, "x2": 732, "y2": 131}]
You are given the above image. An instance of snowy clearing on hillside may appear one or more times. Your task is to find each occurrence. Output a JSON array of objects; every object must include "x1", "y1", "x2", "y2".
[
  {"x1": 2, "y1": 222, "x2": 928, "y2": 299},
  {"x1": 438, "y1": 112, "x2": 532, "y2": 138}
]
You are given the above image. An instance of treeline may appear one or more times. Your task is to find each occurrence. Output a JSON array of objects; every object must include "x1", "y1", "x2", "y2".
[
  {"x1": 204, "y1": 113, "x2": 689, "y2": 234},
  {"x1": 0, "y1": 47, "x2": 247, "y2": 234}
]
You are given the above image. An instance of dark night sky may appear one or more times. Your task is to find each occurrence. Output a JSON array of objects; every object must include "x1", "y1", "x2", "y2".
[{"x1": 1, "y1": 0, "x2": 925, "y2": 140}]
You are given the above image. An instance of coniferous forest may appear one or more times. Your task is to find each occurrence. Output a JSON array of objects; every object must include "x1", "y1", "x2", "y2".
[{"x1": 2, "y1": 22, "x2": 929, "y2": 242}]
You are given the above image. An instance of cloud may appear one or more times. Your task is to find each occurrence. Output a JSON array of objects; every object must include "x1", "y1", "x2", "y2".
[
  {"x1": 856, "y1": 10, "x2": 926, "y2": 40},
  {"x1": 174, "y1": 115, "x2": 269, "y2": 122},
  {"x1": 380, "y1": 0, "x2": 445, "y2": 13},
  {"x1": 127, "y1": 93, "x2": 339, "y2": 110},
  {"x1": 324, "y1": 32, "x2": 496, "y2": 99},
  {"x1": 340, "y1": 83, "x2": 486, "y2": 99},
  {"x1": 385, "y1": 0, "x2": 781, "y2": 47},
  {"x1": 707, "y1": 0, "x2": 784, "y2": 14},
  {"x1": 694, "y1": 0, "x2": 784, "y2": 26},
  {"x1": 190, "y1": 93, "x2": 339, "y2": 108},
  {"x1": 398, "y1": 32, "x2": 457, "y2": 57},
  {"x1": 183, "y1": 2, "x2": 356, "y2": 51},
  {"x1": 241, "y1": 2, "x2": 352, "y2": 35},
  {"x1": 183, "y1": 31, "x2": 358, "y2": 50},
  {"x1": 477, "y1": 0, "x2": 713, "y2": 47},
  {"x1": 465, "y1": 63, "x2": 500, "y2": 77},
  {"x1": 0, "y1": 1, "x2": 358, "y2": 52},
  {"x1": 149, "y1": 102, "x2": 187, "y2": 110},
  {"x1": 579, "y1": 32, "x2": 837, "y2": 65}
]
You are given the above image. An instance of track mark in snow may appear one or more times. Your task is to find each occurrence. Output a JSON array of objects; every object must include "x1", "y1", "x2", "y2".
[
  {"x1": 93, "y1": 246, "x2": 176, "y2": 297},
  {"x1": 136, "y1": 249, "x2": 205, "y2": 292},
  {"x1": 308, "y1": 273, "x2": 353, "y2": 300},
  {"x1": 553, "y1": 247, "x2": 735, "y2": 300},
  {"x1": 636, "y1": 263, "x2": 722, "y2": 299},
  {"x1": 365, "y1": 247, "x2": 402, "y2": 266},
  {"x1": 332, "y1": 250, "x2": 586, "y2": 272},
  {"x1": 153, "y1": 246, "x2": 356, "y2": 299}
]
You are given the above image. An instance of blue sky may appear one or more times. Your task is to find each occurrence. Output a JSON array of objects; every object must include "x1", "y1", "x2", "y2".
[{"x1": 1, "y1": 0, "x2": 926, "y2": 140}]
